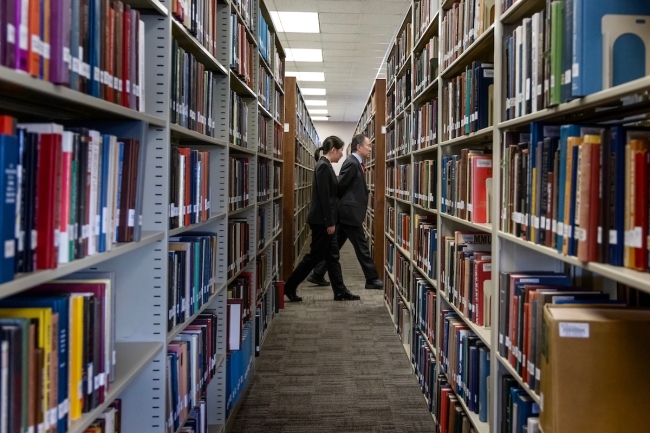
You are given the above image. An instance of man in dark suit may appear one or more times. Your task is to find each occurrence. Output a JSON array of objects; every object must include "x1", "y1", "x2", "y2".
[{"x1": 307, "y1": 134, "x2": 384, "y2": 290}]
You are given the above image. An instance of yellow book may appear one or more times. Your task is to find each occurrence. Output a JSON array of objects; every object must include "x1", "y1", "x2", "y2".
[
  {"x1": 0, "y1": 307, "x2": 52, "y2": 432},
  {"x1": 68, "y1": 295, "x2": 85, "y2": 420}
]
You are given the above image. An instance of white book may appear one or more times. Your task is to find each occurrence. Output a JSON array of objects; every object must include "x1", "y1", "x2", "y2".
[
  {"x1": 138, "y1": 20, "x2": 145, "y2": 112},
  {"x1": 531, "y1": 14, "x2": 539, "y2": 113},
  {"x1": 105, "y1": 136, "x2": 118, "y2": 252},
  {"x1": 88, "y1": 130, "x2": 101, "y2": 256},
  {"x1": 179, "y1": 155, "x2": 185, "y2": 227},
  {"x1": 515, "y1": 25, "x2": 522, "y2": 118},
  {"x1": 58, "y1": 131, "x2": 74, "y2": 264}
]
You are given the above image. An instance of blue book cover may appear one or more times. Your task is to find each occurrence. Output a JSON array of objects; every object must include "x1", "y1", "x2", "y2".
[
  {"x1": 556, "y1": 125, "x2": 581, "y2": 252},
  {"x1": 514, "y1": 390, "x2": 535, "y2": 433},
  {"x1": 478, "y1": 345, "x2": 490, "y2": 422},
  {"x1": 0, "y1": 131, "x2": 17, "y2": 284},
  {"x1": 468, "y1": 345, "x2": 478, "y2": 412},
  {"x1": 573, "y1": 0, "x2": 650, "y2": 97},
  {"x1": 89, "y1": 0, "x2": 101, "y2": 97},
  {"x1": 476, "y1": 66, "x2": 494, "y2": 131}
]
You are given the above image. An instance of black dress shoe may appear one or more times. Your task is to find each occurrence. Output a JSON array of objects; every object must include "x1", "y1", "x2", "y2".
[
  {"x1": 285, "y1": 291, "x2": 303, "y2": 302},
  {"x1": 365, "y1": 278, "x2": 384, "y2": 290},
  {"x1": 307, "y1": 273, "x2": 330, "y2": 286},
  {"x1": 334, "y1": 290, "x2": 361, "y2": 301}
]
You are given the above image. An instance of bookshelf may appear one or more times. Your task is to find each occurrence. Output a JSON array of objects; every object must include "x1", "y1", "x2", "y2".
[
  {"x1": 280, "y1": 76, "x2": 320, "y2": 278},
  {"x1": 380, "y1": 0, "x2": 650, "y2": 432},
  {"x1": 0, "y1": 0, "x2": 286, "y2": 431},
  {"x1": 357, "y1": 79, "x2": 388, "y2": 275}
]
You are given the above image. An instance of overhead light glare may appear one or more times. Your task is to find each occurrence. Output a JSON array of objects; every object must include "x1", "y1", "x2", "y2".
[
  {"x1": 301, "y1": 88, "x2": 327, "y2": 95},
  {"x1": 305, "y1": 100, "x2": 327, "y2": 106},
  {"x1": 308, "y1": 109, "x2": 328, "y2": 114},
  {"x1": 285, "y1": 48, "x2": 323, "y2": 62},
  {"x1": 311, "y1": 116, "x2": 329, "y2": 121},
  {"x1": 270, "y1": 11, "x2": 320, "y2": 33},
  {"x1": 285, "y1": 71, "x2": 325, "y2": 81}
]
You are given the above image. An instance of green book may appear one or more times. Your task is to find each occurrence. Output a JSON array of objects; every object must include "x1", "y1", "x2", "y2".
[{"x1": 550, "y1": 1, "x2": 565, "y2": 106}]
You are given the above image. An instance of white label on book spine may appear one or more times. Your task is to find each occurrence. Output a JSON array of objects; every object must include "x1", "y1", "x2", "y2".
[
  {"x1": 4, "y1": 240, "x2": 15, "y2": 258},
  {"x1": 87, "y1": 364, "x2": 93, "y2": 394},
  {"x1": 19, "y1": 25, "x2": 28, "y2": 49},
  {"x1": 32, "y1": 35, "x2": 42, "y2": 55},
  {"x1": 7, "y1": 24, "x2": 15, "y2": 44},
  {"x1": 597, "y1": 226, "x2": 602, "y2": 244},
  {"x1": 536, "y1": 367, "x2": 541, "y2": 381},
  {"x1": 128, "y1": 209, "x2": 135, "y2": 227},
  {"x1": 572, "y1": 63, "x2": 579, "y2": 78},
  {"x1": 609, "y1": 230, "x2": 617, "y2": 244},
  {"x1": 559, "y1": 322, "x2": 589, "y2": 338},
  {"x1": 31, "y1": 229, "x2": 37, "y2": 249},
  {"x1": 43, "y1": 42, "x2": 50, "y2": 59}
]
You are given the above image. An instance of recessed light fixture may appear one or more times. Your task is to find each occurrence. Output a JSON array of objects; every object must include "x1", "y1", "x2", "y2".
[
  {"x1": 285, "y1": 48, "x2": 323, "y2": 62},
  {"x1": 302, "y1": 88, "x2": 326, "y2": 95},
  {"x1": 305, "y1": 100, "x2": 327, "y2": 106},
  {"x1": 285, "y1": 71, "x2": 325, "y2": 81},
  {"x1": 311, "y1": 116, "x2": 329, "y2": 121},
  {"x1": 270, "y1": 11, "x2": 320, "y2": 33},
  {"x1": 308, "y1": 109, "x2": 328, "y2": 114}
]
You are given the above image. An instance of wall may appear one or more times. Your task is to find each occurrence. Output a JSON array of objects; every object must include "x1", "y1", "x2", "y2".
[{"x1": 313, "y1": 121, "x2": 357, "y2": 174}]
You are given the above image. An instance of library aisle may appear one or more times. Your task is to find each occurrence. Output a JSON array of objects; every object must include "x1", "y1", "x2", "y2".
[{"x1": 231, "y1": 244, "x2": 435, "y2": 432}]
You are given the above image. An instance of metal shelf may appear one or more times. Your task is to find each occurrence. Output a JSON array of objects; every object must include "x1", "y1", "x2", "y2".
[
  {"x1": 171, "y1": 20, "x2": 228, "y2": 75},
  {"x1": 413, "y1": 11, "x2": 440, "y2": 54},
  {"x1": 440, "y1": 26, "x2": 495, "y2": 79},
  {"x1": 496, "y1": 353, "x2": 542, "y2": 405},
  {"x1": 169, "y1": 213, "x2": 227, "y2": 237},
  {"x1": 228, "y1": 203, "x2": 256, "y2": 216},
  {"x1": 0, "y1": 231, "x2": 165, "y2": 299},
  {"x1": 440, "y1": 126, "x2": 494, "y2": 148},
  {"x1": 439, "y1": 369, "x2": 490, "y2": 433},
  {"x1": 229, "y1": 71, "x2": 257, "y2": 99},
  {"x1": 440, "y1": 213, "x2": 493, "y2": 234},
  {"x1": 500, "y1": 0, "x2": 546, "y2": 25},
  {"x1": 228, "y1": 143, "x2": 257, "y2": 155},
  {"x1": 439, "y1": 291, "x2": 491, "y2": 349},
  {"x1": 170, "y1": 123, "x2": 228, "y2": 146},
  {"x1": 166, "y1": 283, "x2": 227, "y2": 344}
]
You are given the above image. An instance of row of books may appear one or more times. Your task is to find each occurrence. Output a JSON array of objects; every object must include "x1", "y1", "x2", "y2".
[
  {"x1": 228, "y1": 156, "x2": 250, "y2": 212},
  {"x1": 257, "y1": 12, "x2": 272, "y2": 63},
  {"x1": 0, "y1": 271, "x2": 116, "y2": 433},
  {"x1": 83, "y1": 401, "x2": 122, "y2": 433},
  {"x1": 396, "y1": 212, "x2": 411, "y2": 253},
  {"x1": 258, "y1": 115, "x2": 269, "y2": 154},
  {"x1": 440, "y1": 0, "x2": 494, "y2": 71},
  {"x1": 272, "y1": 166, "x2": 281, "y2": 199},
  {"x1": 0, "y1": 119, "x2": 146, "y2": 283},
  {"x1": 271, "y1": 240, "x2": 280, "y2": 277},
  {"x1": 395, "y1": 114, "x2": 411, "y2": 158},
  {"x1": 167, "y1": 310, "x2": 218, "y2": 432},
  {"x1": 441, "y1": 149, "x2": 493, "y2": 224},
  {"x1": 440, "y1": 231, "x2": 492, "y2": 328},
  {"x1": 273, "y1": 122, "x2": 283, "y2": 158},
  {"x1": 256, "y1": 253, "x2": 268, "y2": 296},
  {"x1": 169, "y1": 147, "x2": 211, "y2": 230},
  {"x1": 395, "y1": 70, "x2": 412, "y2": 116},
  {"x1": 229, "y1": 92, "x2": 250, "y2": 148},
  {"x1": 167, "y1": 234, "x2": 219, "y2": 332},
  {"x1": 500, "y1": 124, "x2": 650, "y2": 271},
  {"x1": 172, "y1": 0, "x2": 218, "y2": 58},
  {"x1": 295, "y1": 99, "x2": 319, "y2": 150},
  {"x1": 227, "y1": 272, "x2": 254, "y2": 329},
  {"x1": 412, "y1": 332, "x2": 437, "y2": 412},
  {"x1": 439, "y1": 311, "x2": 490, "y2": 423},
  {"x1": 231, "y1": 0, "x2": 254, "y2": 31},
  {"x1": 387, "y1": 22, "x2": 412, "y2": 84},
  {"x1": 503, "y1": 1, "x2": 650, "y2": 120},
  {"x1": 442, "y1": 62, "x2": 494, "y2": 142},
  {"x1": 414, "y1": 275, "x2": 436, "y2": 347},
  {"x1": 413, "y1": 36, "x2": 438, "y2": 96},
  {"x1": 412, "y1": 159, "x2": 437, "y2": 210},
  {"x1": 257, "y1": 209, "x2": 267, "y2": 251},
  {"x1": 273, "y1": 50, "x2": 284, "y2": 89},
  {"x1": 386, "y1": 240, "x2": 395, "y2": 275},
  {"x1": 501, "y1": 378, "x2": 540, "y2": 433},
  {"x1": 386, "y1": 206, "x2": 396, "y2": 240},
  {"x1": 434, "y1": 374, "x2": 482, "y2": 433},
  {"x1": 386, "y1": 163, "x2": 411, "y2": 201},
  {"x1": 257, "y1": 160, "x2": 272, "y2": 202},
  {"x1": 357, "y1": 101, "x2": 374, "y2": 137},
  {"x1": 230, "y1": 16, "x2": 254, "y2": 89},
  {"x1": 170, "y1": 41, "x2": 218, "y2": 137},
  {"x1": 413, "y1": 215, "x2": 437, "y2": 279},
  {"x1": 413, "y1": 99, "x2": 438, "y2": 152},
  {"x1": 295, "y1": 142, "x2": 315, "y2": 168},
  {"x1": 0, "y1": 0, "x2": 145, "y2": 111},
  {"x1": 414, "y1": 0, "x2": 440, "y2": 42},
  {"x1": 258, "y1": 66, "x2": 272, "y2": 112},
  {"x1": 395, "y1": 253, "x2": 412, "y2": 304},
  {"x1": 227, "y1": 219, "x2": 249, "y2": 280}
]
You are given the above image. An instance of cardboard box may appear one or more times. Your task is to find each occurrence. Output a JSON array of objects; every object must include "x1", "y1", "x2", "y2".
[{"x1": 540, "y1": 306, "x2": 650, "y2": 433}]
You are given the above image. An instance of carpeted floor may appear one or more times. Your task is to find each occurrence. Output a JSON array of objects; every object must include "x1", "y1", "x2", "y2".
[{"x1": 230, "y1": 243, "x2": 436, "y2": 432}]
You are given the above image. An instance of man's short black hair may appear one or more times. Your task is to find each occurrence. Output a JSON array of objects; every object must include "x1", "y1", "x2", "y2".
[{"x1": 351, "y1": 134, "x2": 367, "y2": 152}]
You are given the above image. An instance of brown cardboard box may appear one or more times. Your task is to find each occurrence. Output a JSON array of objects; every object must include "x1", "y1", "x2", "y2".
[{"x1": 539, "y1": 306, "x2": 650, "y2": 433}]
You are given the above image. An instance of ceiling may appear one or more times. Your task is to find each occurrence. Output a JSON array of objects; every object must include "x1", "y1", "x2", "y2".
[{"x1": 264, "y1": 0, "x2": 412, "y2": 122}]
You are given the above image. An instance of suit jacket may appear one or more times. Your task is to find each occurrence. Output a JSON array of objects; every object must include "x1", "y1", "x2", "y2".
[
  {"x1": 337, "y1": 154, "x2": 369, "y2": 227},
  {"x1": 307, "y1": 156, "x2": 339, "y2": 226}
]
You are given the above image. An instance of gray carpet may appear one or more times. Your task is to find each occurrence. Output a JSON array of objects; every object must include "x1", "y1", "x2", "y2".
[{"x1": 230, "y1": 244, "x2": 436, "y2": 432}]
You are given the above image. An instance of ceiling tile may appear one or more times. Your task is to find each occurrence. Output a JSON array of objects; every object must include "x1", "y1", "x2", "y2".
[
  {"x1": 318, "y1": 1, "x2": 364, "y2": 13},
  {"x1": 272, "y1": 0, "x2": 319, "y2": 12},
  {"x1": 320, "y1": 33, "x2": 356, "y2": 42},
  {"x1": 319, "y1": 13, "x2": 361, "y2": 24},
  {"x1": 320, "y1": 23, "x2": 359, "y2": 34}
]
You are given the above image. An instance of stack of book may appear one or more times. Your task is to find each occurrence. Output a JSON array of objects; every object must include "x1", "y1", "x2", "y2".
[
  {"x1": 230, "y1": 17, "x2": 254, "y2": 89},
  {"x1": 228, "y1": 156, "x2": 251, "y2": 212},
  {"x1": 387, "y1": 21, "x2": 412, "y2": 84},
  {"x1": 169, "y1": 147, "x2": 211, "y2": 230},
  {"x1": 257, "y1": 115, "x2": 269, "y2": 154},
  {"x1": 227, "y1": 219, "x2": 250, "y2": 280},
  {"x1": 413, "y1": 100, "x2": 438, "y2": 151},
  {"x1": 0, "y1": 271, "x2": 117, "y2": 432},
  {"x1": 440, "y1": 232, "x2": 492, "y2": 328},
  {"x1": 172, "y1": 0, "x2": 218, "y2": 58},
  {"x1": 441, "y1": 149, "x2": 493, "y2": 224},
  {"x1": 396, "y1": 163, "x2": 411, "y2": 201},
  {"x1": 257, "y1": 159, "x2": 271, "y2": 202},
  {"x1": 0, "y1": 119, "x2": 146, "y2": 284},
  {"x1": 168, "y1": 233, "x2": 219, "y2": 331},
  {"x1": 440, "y1": 0, "x2": 494, "y2": 70},
  {"x1": 396, "y1": 212, "x2": 411, "y2": 252},
  {"x1": 413, "y1": 37, "x2": 439, "y2": 95},
  {"x1": 414, "y1": 0, "x2": 439, "y2": 41},
  {"x1": 229, "y1": 92, "x2": 250, "y2": 148},
  {"x1": 412, "y1": 160, "x2": 437, "y2": 209},
  {"x1": 500, "y1": 124, "x2": 650, "y2": 271},
  {"x1": 413, "y1": 215, "x2": 437, "y2": 278}
]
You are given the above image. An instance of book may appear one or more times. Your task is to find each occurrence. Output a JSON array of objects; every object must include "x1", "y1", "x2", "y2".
[{"x1": 0, "y1": 116, "x2": 18, "y2": 284}]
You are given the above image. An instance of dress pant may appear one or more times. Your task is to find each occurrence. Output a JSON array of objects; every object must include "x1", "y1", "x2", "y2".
[
  {"x1": 284, "y1": 224, "x2": 347, "y2": 294},
  {"x1": 312, "y1": 223, "x2": 379, "y2": 282}
]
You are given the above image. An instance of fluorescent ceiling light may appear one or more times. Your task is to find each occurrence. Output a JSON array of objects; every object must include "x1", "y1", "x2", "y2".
[
  {"x1": 311, "y1": 117, "x2": 329, "y2": 121},
  {"x1": 301, "y1": 88, "x2": 326, "y2": 96},
  {"x1": 270, "y1": 11, "x2": 320, "y2": 33},
  {"x1": 308, "y1": 109, "x2": 328, "y2": 114},
  {"x1": 305, "y1": 100, "x2": 327, "y2": 106},
  {"x1": 286, "y1": 71, "x2": 325, "y2": 81},
  {"x1": 286, "y1": 49, "x2": 323, "y2": 62}
]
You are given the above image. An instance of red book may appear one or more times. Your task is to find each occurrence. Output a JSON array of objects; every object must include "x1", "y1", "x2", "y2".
[
  {"x1": 178, "y1": 148, "x2": 191, "y2": 226},
  {"x1": 35, "y1": 134, "x2": 62, "y2": 270},
  {"x1": 106, "y1": 3, "x2": 115, "y2": 102},
  {"x1": 122, "y1": 5, "x2": 131, "y2": 107},
  {"x1": 474, "y1": 259, "x2": 491, "y2": 326},
  {"x1": 470, "y1": 155, "x2": 492, "y2": 223},
  {"x1": 635, "y1": 149, "x2": 649, "y2": 270}
]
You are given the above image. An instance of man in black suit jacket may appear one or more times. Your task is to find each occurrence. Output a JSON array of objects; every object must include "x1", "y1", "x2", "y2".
[{"x1": 308, "y1": 134, "x2": 384, "y2": 290}]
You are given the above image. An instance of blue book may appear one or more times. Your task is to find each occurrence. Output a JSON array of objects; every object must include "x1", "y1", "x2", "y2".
[
  {"x1": 513, "y1": 390, "x2": 536, "y2": 433},
  {"x1": 573, "y1": 0, "x2": 650, "y2": 97},
  {"x1": 468, "y1": 345, "x2": 478, "y2": 412},
  {"x1": 476, "y1": 66, "x2": 494, "y2": 130},
  {"x1": 89, "y1": 0, "x2": 101, "y2": 97},
  {"x1": 557, "y1": 125, "x2": 581, "y2": 252},
  {"x1": 98, "y1": 135, "x2": 111, "y2": 253},
  {"x1": 478, "y1": 345, "x2": 490, "y2": 422},
  {"x1": 0, "y1": 128, "x2": 18, "y2": 284}
]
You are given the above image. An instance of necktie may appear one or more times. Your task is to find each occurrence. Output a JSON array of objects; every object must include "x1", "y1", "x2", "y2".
[{"x1": 361, "y1": 162, "x2": 366, "y2": 174}]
